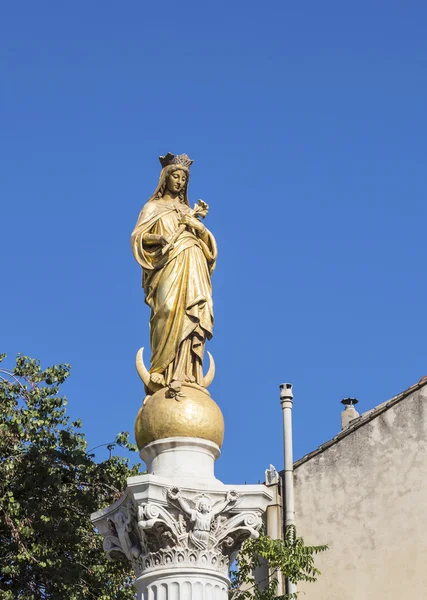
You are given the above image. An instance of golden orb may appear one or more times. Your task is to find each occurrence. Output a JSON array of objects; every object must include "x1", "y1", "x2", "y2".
[{"x1": 134, "y1": 384, "x2": 225, "y2": 450}]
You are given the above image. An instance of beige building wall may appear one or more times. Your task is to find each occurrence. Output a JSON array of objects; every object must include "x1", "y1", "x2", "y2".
[{"x1": 293, "y1": 381, "x2": 427, "y2": 600}]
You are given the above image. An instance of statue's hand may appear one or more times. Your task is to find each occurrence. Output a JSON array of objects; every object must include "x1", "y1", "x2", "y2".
[
  {"x1": 180, "y1": 214, "x2": 206, "y2": 235},
  {"x1": 167, "y1": 487, "x2": 181, "y2": 501},
  {"x1": 159, "y1": 235, "x2": 175, "y2": 255},
  {"x1": 142, "y1": 233, "x2": 171, "y2": 249},
  {"x1": 158, "y1": 235, "x2": 169, "y2": 247},
  {"x1": 226, "y1": 490, "x2": 239, "y2": 504}
]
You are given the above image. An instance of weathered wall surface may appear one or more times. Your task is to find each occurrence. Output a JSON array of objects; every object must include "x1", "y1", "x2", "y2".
[{"x1": 294, "y1": 385, "x2": 427, "y2": 600}]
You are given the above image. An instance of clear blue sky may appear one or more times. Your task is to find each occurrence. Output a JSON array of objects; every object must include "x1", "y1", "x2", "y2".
[{"x1": 1, "y1": 2, "x2": 426, "y2": 484}]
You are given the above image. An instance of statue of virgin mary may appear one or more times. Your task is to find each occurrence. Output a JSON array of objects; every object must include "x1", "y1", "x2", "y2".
[{"x1": 131, "y1": 154, "x2": 217, "y2": 390}]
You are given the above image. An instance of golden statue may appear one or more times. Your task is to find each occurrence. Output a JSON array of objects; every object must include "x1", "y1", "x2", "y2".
[{"x1": 131, "y1": 153, "x2": 217, "y2": 393}]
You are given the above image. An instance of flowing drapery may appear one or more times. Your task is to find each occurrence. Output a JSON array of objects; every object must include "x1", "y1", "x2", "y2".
[{"x1": 131, "y1": 198, "x2": 217, "y2": 384}]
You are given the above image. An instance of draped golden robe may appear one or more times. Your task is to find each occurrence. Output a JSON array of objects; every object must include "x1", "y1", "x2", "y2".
[{"x1": 131, "y1": 198, "x2": 217, "y2": 385}]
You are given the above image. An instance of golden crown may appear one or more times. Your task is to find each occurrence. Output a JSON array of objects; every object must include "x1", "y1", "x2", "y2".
[{"x1": 159, "y1": 153, "x2": 194, "y2": 169}]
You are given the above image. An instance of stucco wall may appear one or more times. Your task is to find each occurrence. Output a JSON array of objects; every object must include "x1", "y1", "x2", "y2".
[{"x1": 294, "y1": 385, "x2": 427, "y2": 600}]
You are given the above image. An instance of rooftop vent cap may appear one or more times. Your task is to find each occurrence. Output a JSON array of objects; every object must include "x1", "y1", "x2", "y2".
[
  {"x1": 340, "y1": 398, "x2": 360, "y2": 430},
  {"x1": 341, "y1": 397, "x2": 359, "y2": 407}
]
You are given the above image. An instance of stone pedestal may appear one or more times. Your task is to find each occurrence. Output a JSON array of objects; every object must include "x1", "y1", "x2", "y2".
[
  {"x1": 91, "y1": 437, "x2": 273, "y2": 600},
  {"x1": 140, "y1": 437, "x2": 222, "y2": 486}
]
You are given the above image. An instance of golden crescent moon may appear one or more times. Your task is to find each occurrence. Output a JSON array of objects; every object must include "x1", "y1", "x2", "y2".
[
  {"x1": 136, "y1": 348, "x2": 156, "y2": 392},
  {"x1": 202, "y1": 351, "x2": 215, "y2": 388},
  {"x1": 137, "y1": 347, "x2": 215, "y2": 390}
]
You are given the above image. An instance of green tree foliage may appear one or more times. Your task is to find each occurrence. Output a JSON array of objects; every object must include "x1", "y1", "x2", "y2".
[
  {"x1": 230, "y1": 526, "x2": 328, "y2": 600},
  {"x1": 0, "y1": 354, "x2": 138, "y2": 600}
]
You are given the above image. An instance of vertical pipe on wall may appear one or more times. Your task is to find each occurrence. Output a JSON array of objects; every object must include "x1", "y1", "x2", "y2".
[{"x1": 280, "y1": 382, "x2": 297, "y2": 597}]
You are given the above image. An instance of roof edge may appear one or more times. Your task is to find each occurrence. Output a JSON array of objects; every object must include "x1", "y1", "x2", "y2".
[{"x1": 292, "y1": 377, "x2": 427, "y2": 470}]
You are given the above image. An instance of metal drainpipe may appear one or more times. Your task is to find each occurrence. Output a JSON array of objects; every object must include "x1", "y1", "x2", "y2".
[{"x1": 280, "y1": 383, "x2": 297, "y2": 597}]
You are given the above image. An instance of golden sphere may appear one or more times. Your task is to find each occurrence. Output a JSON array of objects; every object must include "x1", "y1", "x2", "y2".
[{"x1": 134, "y1": 384, "x2": 225, "y2": 450}]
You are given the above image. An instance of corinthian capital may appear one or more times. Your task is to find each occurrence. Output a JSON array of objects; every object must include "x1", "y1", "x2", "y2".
[{"x1": 93, "y1": 486, "x2": 264, "y2": 578}]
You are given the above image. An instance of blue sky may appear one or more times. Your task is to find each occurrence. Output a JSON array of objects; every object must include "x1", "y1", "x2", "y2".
[{"x1": 1, "y1": 2, "x2": 427, "y2": 484}]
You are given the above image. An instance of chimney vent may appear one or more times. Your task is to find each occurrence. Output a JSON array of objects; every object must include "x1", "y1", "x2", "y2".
[
  {"x1": 341, "y1": 397, "x2": 359, "y2": 407},
  {"x1": 280, "y1": 383, "x2": 293, "y2": 401},
  {"x1": 341, "y1": 398, "x2": 360, "y2": 430}
]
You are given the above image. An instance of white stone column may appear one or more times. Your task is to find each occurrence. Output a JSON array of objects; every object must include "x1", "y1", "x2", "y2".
[
  {"x1": 136, "y1": 570, "x2": 228, "y2": 600},
  {"x1": 92, "y1": 437, "x2": 273, "y2": 600}
]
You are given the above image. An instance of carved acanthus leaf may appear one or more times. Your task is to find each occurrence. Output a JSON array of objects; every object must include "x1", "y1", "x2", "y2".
[
  {"x1": 137, "y1": 502, "x2": 187, "y2": 552},
  {"x1": 212, "y1": 511, "x2": 262, "y2": 555},
  {"x1": 104, "y1": 501, "x2": 141, "y2": 563}
]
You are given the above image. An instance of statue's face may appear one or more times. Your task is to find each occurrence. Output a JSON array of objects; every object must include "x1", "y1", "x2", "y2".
[
  {"x1": 166, "y1": 169, "x2": 187, "y2": 194},
  {"x1": 199, "y1": 501, "x2": 209, "y2": 514}
]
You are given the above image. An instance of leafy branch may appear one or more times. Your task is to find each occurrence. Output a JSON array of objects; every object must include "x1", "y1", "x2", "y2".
[{"x1": 230, "y1": 526, "x2": 328, "y2": 600}]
